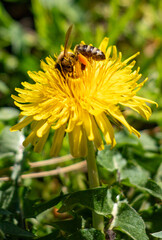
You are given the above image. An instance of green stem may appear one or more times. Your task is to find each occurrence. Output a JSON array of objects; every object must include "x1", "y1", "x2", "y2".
[{"x1": 86, "y1": 140, "x2": 104, "y2": 232}]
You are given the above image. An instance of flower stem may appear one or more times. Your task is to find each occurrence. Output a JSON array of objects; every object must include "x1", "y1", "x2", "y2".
[{"x1": 86, "y1": 140, "x2": 104, "y2": 232}]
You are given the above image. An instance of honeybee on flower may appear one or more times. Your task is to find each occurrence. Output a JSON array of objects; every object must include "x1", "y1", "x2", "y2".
[
  {"x1": 10, "y1": 26, "x2": 157, "y2": 157},
  {"x1": 55, "y1": 25, "x2": 105, "y2": 78}
]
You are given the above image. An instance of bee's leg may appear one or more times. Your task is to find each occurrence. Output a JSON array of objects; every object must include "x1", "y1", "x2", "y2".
[
  {"x1": 81, "y1": 64, "x2": 86, "y2": 70},
  {"x1": 72, "y1": 66, "x2": 75, "y2": 78},
  {"x1": 78, "y1": 53, "x2": 89, "y2": 66},
  {"x1": 75, "y1": 61, "x2": 83, "y2": 77}
]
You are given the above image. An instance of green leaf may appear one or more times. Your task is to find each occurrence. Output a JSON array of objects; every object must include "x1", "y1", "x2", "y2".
[
  {"x1": 0, "y1": 221, "x2": 34, "y2": 238},
  {"x1": 0, "y1": 107, "x2": 19, "y2": 120},
  {"x1": 0, "y1": 126, "x2": 24, "y2": 160},
  {"x1": 155, "y1": 163, "x2": 162, "y2": 188},
  {"x1": 23, "y1": 187, "x2": 114, "y2": 219},
  {"x1": 115, "y1": 131, "x2": 140, "y2": 148},
  {"x1": 35, "y1": 230, "x2": 61, "y2": 240},
  {"x1": 135, "y1": 152, "x2": 162, "y2": 174},
  {"x1": 59, "y1": 187, "x2": 113, "y2": 216},
  {"x1": 151, "y1": 231, "x2": 162, "y2": 238},
  {"x1": 141, "y1": 205, "x2": 162, "y2": 234},
  {"x1": 23, "y1": 194, "x2": 66, "y2": 218},
  {"x1": 0, "y1": 126, "x2": 25, "y2": 182},
  {"x1": 98, "y1": 147, "x2": 162, "y2": 199},
  {"x1": 97, "y1": 146, "x2": 127, "y2": 172},
  {"x1": 0, "y1": 183, "x2": 17, "y2": 210},
  {"x1": 120, "y1": 164, "x2": 149, "y2": 187},
  {"x1": 121, "y1": 166, "x2": 162, "y2": 200},
  {"x1": 110, "y1": 202, "x2": 149, "y2": 240},
  {"x1": 50, "y1": 216, "x2": 85, "y2": 233},
  {"x1": 140, "y1": 179, "x2": 162, "y2": 200},
  {"x1": 67, "y1": 228, "x2": 105, "y2": 240},
  {"x1": 139, "y1": 132, "x2": 158, "y2": 152}
]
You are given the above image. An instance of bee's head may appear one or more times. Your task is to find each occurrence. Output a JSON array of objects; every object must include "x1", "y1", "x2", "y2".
[{"x1": 57, "y1": 51, "x2": 76, "y2": 67}]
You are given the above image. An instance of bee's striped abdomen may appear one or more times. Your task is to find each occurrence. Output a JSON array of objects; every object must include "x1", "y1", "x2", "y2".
[{"x1": 75, "y1": 44, "x2": 106, "y2": 61}]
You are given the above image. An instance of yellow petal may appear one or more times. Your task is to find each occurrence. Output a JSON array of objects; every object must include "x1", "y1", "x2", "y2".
[
  {"x1": 27, "y1": 71, "x2": 48, "y2": 84},
  {"x1": 10, "y1": 116, "x2": 33, "y2": 132},
  {"x1": 106, "y1": 46, "x2": 112, "y2": 58},
  {"x1": 66, "y1": 117, "x2": 76, "y2": 132},
  {"x1": 34, "y1": 127, "x2": 50, "y2": 152},
  {"x1": 45, "y1": 56, "x2": 56, "y2": 67},
  {"x1": 11, "y1": 95, "x2": 26, "y2": 103},
  {"x1": 112, "y1": 46, "x2": 117, "y2": 60},
  {"x1": 32, "y1": 120, "x2": 48, "y2": 136},
  {"x1": 90, "y1": 115, "x2": 104, "y2": 150},
  {"x1": 51, "y1": 113, "x2": 69, "y2": 130},
  {"x1": 23, "y1": 131, "x2": 36, "y2": 147},
  {"x1": 81, "y1": 41, "x2": 86, "y2": 45},
  {"x1": 95, "y1": 113, "x2": 116, "y2": 147},
  {"x1": 123, "y1": 52, "x2": 140, "y2": 64},
  {"x1": 99, "y1": 37, "x2": 109, "y2": 53},
  {"x1": 82, "y1": 111, "x2": 94, "y2": 141},
  {"x1": 134, "y1": 96, "x2": 158, "y2": 107},
  {"x1": 37, "y1": 121, "x2": 50, "y2": 138},
  {"x1": 40, "y1": 60, "x2": 49, "y2": 71},
  {"x1": 108, "y1": 107, "x2": 140, "y2": 137},
  {"x1": 50, "y1": 123, "x2": 66, "y2": 157},
  {"x1": 68, "y1": 125, "x2": 87, "y2": 157},
  {"x1": 21, "y1": 81, "x2": 35, "y2": 90}
]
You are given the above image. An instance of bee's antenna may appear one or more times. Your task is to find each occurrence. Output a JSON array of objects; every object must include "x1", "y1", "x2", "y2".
[{"x1": 64, "y1": 24, "x2": 73, "y2": 56}]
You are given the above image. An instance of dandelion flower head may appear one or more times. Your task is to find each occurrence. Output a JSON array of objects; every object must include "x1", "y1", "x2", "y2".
[{"x1": 10, "y1": 37, "x2": 157, "y2": 157}]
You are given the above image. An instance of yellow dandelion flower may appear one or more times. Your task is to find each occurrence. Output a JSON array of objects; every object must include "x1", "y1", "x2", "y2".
[{"x1": 10, "y1": 38, "x2": 157, "y2": 157}]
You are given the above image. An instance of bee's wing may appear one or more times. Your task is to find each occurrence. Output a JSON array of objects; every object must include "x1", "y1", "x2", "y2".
[{"x1": 64, "y1": 25, "x2": 73, "y2": 56}]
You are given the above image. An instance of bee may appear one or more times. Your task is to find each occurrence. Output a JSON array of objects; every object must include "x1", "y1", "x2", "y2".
[
  {"x1": 74, "y1": 44, "x2": 106, "y2": 61},
  {"x1": 55, "y1": 25, "x2": 106, "y2": 78}
]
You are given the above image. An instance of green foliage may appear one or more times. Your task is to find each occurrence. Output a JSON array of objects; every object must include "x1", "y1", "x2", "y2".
[
  {"x1": 110, "y1": 202, "x2": 149, "y2": 240},
  {"x1": 23, "y1": 193, "x2": 66, "y2": 218},
  {"x1": 0, "y1": 126, "x2": 24, "y2": 162},
  {"x1": 151, "y1": 231, "x2": 162, "y2": 238},
  {"x1": 67, "y1": 229, "x2": 105, "y2": 240},
  {"x1": 0, "y1": 221, "x2": 34, "y2": 238},
  {"x1": 0, "y1": 0, "x2": 162, "y2": 239}
]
